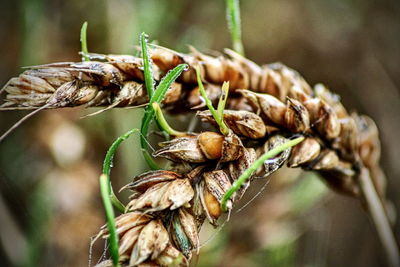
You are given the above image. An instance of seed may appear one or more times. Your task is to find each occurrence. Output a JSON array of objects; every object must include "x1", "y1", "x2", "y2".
[
  {"x1": 198, "y1": 132, "x2": 224, "y2": 159},
  {"x1": 287, "y1": 138, "x2": 320, "y2": 167}
]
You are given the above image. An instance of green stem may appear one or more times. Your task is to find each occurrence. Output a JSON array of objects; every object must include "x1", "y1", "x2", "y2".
[
  {"x1": 99, "y1": 174, "x2": 120, "y2": 267},
  {"x1": 103, "y1": 129, "x2": 138, "y2": 177},
  {"x1": 195, "y1": 67, "x2": 229, "y2": 135},
  {"x1": 221, "y1": 136, "x2": 305, "y2": 211},
  {"x1": 103, "y1": 129, "x2": 139, "y2": 213},
  {"x1": 80, "y1": 21, "x2": 89, "y2": 61},
  {"x1": 152, "y1": 103, "x2": 186, "y2": 137},
  {"x1": 225, "y1": 0, "x2": 244, "y2": 55}
]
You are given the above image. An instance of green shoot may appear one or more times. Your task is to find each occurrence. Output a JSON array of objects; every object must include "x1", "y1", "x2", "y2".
[
  {"x1": 217, "y1": 81, "x2": 230, "y2": 119},
  {"x1": 225, "y1": 0, "x2": 244, "y2": 55},
  {"x1": 195, "y1": 67, "x2": 229, "y2": 135},
  {"x1": 99, "y1": 174, "x2": 120, "y2": 267},
  {"x1": 221, "y1": 136, "x2": 305, "y2": 212},
  {"x1": 152, "y1": 103, "x2": 186, "y2": 137},
  {"x1": 140, "y1": 64, "x2": 188, "y2": 169},
  {"x1": 80, "y1": 21, "x2": 89, "y2": 61},
  {"x1": 103, "y1": 129, "x2": 139, "y2": 213},
  {"x1": 140, "y1": 32, "x2": 155, "y2": 99}
]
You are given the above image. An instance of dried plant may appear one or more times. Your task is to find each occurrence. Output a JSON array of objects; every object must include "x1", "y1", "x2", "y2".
[
  {"x1": 1, "y1": 41, "x2": 398, "y2": 266},
  {"x1": 0, "y1": 4, "x2": 399, "y2": 266}
]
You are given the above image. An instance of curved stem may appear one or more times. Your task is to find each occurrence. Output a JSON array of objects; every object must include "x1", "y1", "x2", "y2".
[
  {"x1": 152, "y1": 103, "x2": 186, "y2": 137},
  {"x1": 221, "y1": 136, "x2": 305, "y2": 212},
  {"x1": 103, "y1": 129, "x2": 139, "y2": 212}
]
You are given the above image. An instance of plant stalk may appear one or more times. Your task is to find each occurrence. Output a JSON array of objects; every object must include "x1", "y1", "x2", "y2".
[{"x1": 358, "y1": 167, "x2": 400, "y2": 267}]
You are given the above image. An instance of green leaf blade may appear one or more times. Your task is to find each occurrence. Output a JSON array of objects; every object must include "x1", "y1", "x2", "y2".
[{"x1": 140, "y1": 32, "x2": 155, "y2": 99}]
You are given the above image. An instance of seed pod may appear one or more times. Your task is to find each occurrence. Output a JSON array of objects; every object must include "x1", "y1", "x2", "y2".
[
  {"x1": 191, "y1": 183, "x2": 207, "y2": 229},
  {"x1": 86, "y1": 52, "x2": 146, "y2": 80},
  {"x1": 228, "y1": 148, "x2": 257, "y2": 200},
  {"x1": 118, "y1": 224, "x2": 145, "y2": 256},
  {"x1": 224, "y1": 48, "x2": 263, "y2": 89},
  {"x1": 73, "y1": 84, "x2": 99, "y2": 105},
  {"x1": 288, "y1": 84, "x2": 312, "y2": 103},
  {"x1": 24, "y1": 68, "x2": 73, "y2": 88},
  {"x1": 198, "y1": 132, "x2": 225, "y2": 159},
  {"x1": 198, "y1": 170, "x2": 233, "y2": 225},
  {"x1": 304, "y1": 98, "x2": 341, "y2": 139},
  {"x1": 198, "y1": 109, "x2": 266, "y2": 139},
  {"x1": 187, "y1": 83, "x2": 221, "y2": 109},
  {"x1": 169, "y1": 209, "x2": 199, "y2": 258},
  {"x1": 258, "y1": 66, "x2": 285, "y2": 100},
  {"x1": 122, "y1": 170, "x2": 182, "y2": 197},
  {"x1": 354, "y1": 114, "x2": 381, "y2": 169},
  {"x1": 150, "y1": 46, "x2": 199, "y2": 84},
  {"x1": 155, "y1": 244, "x2": 189, "y2": 267},
  {"x1": 285, "y1": 98, "x2": 310, "y2": 133},
  {"x1": 33, "y1": 61, "x2": 128, "y2": 86},
  {"x1": 314, "y1": 83, "x2": 347, "y2": 119},
  {"x1": 97, "y1": 212, "x2": 151, "y2": 239},
  {"x1": 310, "y1": 150, "x2": 339, "y2": 170},
  {"x1": 100, "y1": 81, "x2": 147, "y2": 108},
  {"x1": 204, "y1": 170, "x2": 232, "y2": 204},
  {"x1": 262, "y1": 135, "x2": 292, "y2": 177},
  {"x1": 202, "y1": 186, "x2": 221, "y2": 225},
  {"x1": 190, "y1": 47, "x2": 249, "y2": 89},
  {"x1": 155, "y1": 132, "x2": 243, "y2": 163},
  {"x1": 332, "y1": 118, "x2": 359, "y2": 163},
  {"x1": 287, "y1": 137, "x2": 321, "y2": 167},
  {"x1": 220, "y1": 132, "x2": 244, "y2": 162},
  {"x1": 226, "y1": 95, "x2": 255, "y2": 112},
  {"x1": 6, "y1": 74, "x2": 55, "y2": 94},
  {"x1": 129, "y1": 219, "x2": 170, "y2": 266},
  {"x1": 126, "y1": 178, "x2": 194, "y2": 212},
  {"x1": 155, "y1": 135, "x2": 207, "y2": 163},
  {"x1": 276, "y1": 64, "x2": 313, "y2": 96},
  {"x1": 163, "y1": 82, "x2": 182, "y2": 105},
  {"x1": 239, "y1": 89, "x2": 286, "y2": 126}
]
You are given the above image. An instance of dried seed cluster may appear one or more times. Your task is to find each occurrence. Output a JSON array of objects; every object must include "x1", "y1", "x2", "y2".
[{"x1": 1, "y1": 45, "x2": 386, "y2": 266}]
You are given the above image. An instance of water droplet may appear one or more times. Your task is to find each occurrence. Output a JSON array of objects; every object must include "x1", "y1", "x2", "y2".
[{"x1": 143, "y1": 33, "x2": 149, "y2": 42}]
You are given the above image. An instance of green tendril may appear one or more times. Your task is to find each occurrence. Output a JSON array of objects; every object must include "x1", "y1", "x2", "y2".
[
  {"x1": 102, "y1": 129, "x2": 139, "y2": 213},
  {"x1": 152, "y1": 103, "x2": 186, "y2": 137},
  {"x1": 221, "y1": 136, "x2": 305, "y2": 212}
]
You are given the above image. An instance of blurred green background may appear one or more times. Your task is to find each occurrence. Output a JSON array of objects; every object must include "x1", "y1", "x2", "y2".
[{"x1": 0, "y1": 0, "x2": 399, "y2": 266}]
